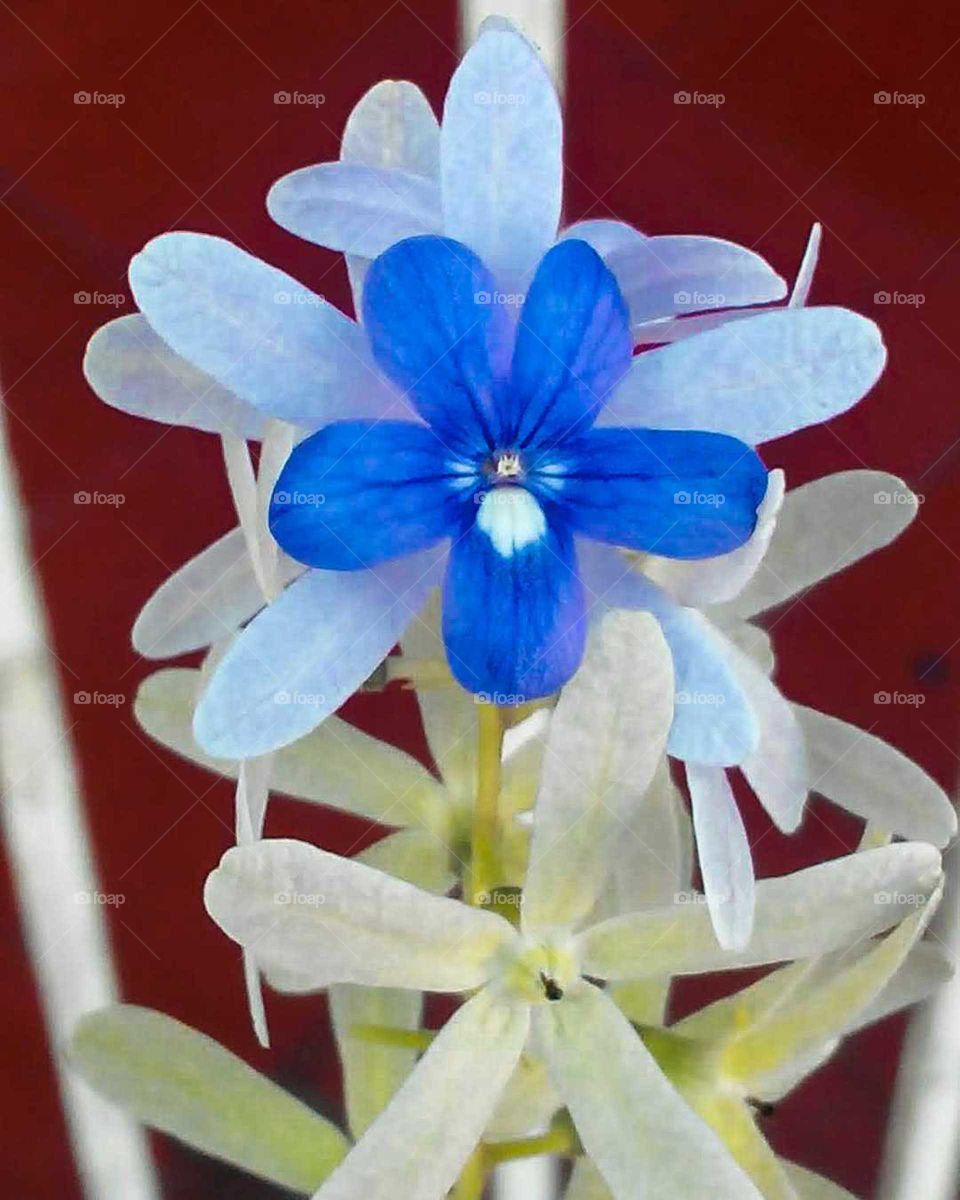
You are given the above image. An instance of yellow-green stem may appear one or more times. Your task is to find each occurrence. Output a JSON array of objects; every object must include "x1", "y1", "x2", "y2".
[
  {"x1": 351, "y1": 1023, "x2": 436, "y2": 1051},
  {"x1": 451, "y1": 1147, "x2": 487, "y2": 1200},
  {"x1": 470, "y1": 702, "x2": 504, "y2": 905},
  {"x1": 483, "y1": 1120, "x2": 578, "y2": 1165}
]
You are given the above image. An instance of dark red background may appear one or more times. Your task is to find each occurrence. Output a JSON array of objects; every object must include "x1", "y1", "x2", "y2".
[{"x1": 2, "y1": 1, "x2": 959, "y2": 1196}]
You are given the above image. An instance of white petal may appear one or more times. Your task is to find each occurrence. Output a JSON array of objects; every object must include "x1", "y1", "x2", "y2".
[
  {"x1": 235, "y1": 755, "x2": 274, "y2": 1048},
  {"x1": 644, "y1": 470, "x2": 785, "y2": 607},
  {"x1": 135, "y1": 668, "x2": 451, "y2": 832},
  {"x1": 441, "y1": 22, "x2": 561, "y2": 285},
  {"x1": 789, "y1": 223, "x2": 822, "y2": 307},
  {"x1": 726, "y1": 884, "x2": 942, "y2": 1099},
  {"x1": 132, "y1": 527, "x2": 302, "y2": 659},
  {"x1": 614, "y1": 760, "x2": 694, "y2": 912},
  {"x1": 565, "y1": 1158, "x2": 613, "y2": 1200},
  {"x1": 577, "y1": 543, "x2": 760, "y2": 767},
  {"x1": 727, "y1": 637, "x2": 809, "y2": 832},
  {"x1": 267, "y1": 163, "x2": 442, "y2": 258},
  {"x1": 194, "y1": 551, "x2": 441, "y2": 758},
  {"x1": 535, "y1": 983, "x2": 763, "y2": 1200},
  {"x1": 129, "y1": 231, "x2": 398, "y2": 429},
  {"x1": 84, "y1": 314, "x2": 267, "y2": 438},
  {"x1": 687, "y1": 763, "x2": 755, "y2": 950},
  {"x1": 712, "y1": 618, "x2": 775, "y2": 675},
  {"x1": 853, "y1": 940, "x2": 953, "y2": 1031},
  {"x1": 342, "y1": 80, "x2": 441, "y2": 177},
  {"x1": 560, "y1": 219, "x2": 645, "y2": 258},
  {"x1": 69, "y1": 1005, "x2": 348, "y2": 1193},
  {"x1": 522, "y1": 612, "x2": 674, "y2": 934},
  {"x1": 604, "y1": 307, "x2": 886, "y2": 445},
  {"x1": 718, "y1": 471, "x2": 919, "y2": 620},
  {"x1": 795, "y1": 705, "x2": 956, "y2": 847},
  {"x1": 781, "y1": 1162, "x2": 859, "y2": 1200},
  {"x1": 314, "y1": 989, "x2": 529, "y2": 1200},
  {"x1": 329, "y1": 984, "x2": 422, "y2": 1140},
  {"x1": 204, "y1": 839, "x2": 514, "y2": 992},
  {"x1": 606, "y1": 235, "x2": 786, "y2": 326},
  {"x1": 580, "y1": 842, "x2": 943, "y2": 980}
]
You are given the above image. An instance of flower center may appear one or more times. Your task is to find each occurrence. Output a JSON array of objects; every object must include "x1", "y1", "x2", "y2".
[
  {"x1": 486, "y1": 450, "x2": 524, "y2": 483},
  {"x1": 495, "y1": 933, "x2": 581, "y2": 1004}
]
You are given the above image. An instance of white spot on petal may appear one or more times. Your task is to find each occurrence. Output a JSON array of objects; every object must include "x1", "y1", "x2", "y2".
[{"x1": 476, "y1": 487, "x2": 547, "y2": 557}]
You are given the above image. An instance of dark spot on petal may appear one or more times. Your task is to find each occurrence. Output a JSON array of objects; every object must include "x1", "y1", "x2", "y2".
[{"x1": 540, "y1": 971, "x2": 564, "y2": 1001}]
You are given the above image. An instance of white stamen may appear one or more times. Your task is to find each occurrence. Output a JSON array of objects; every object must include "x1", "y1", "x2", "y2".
[{"x1": 476, "y1": 487, "x2": 547, "y2": 557}]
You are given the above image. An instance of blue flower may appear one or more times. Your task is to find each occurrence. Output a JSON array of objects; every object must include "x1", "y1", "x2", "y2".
[{"x1": 267, "y1": 234, "x2": 767, "y2": 703}]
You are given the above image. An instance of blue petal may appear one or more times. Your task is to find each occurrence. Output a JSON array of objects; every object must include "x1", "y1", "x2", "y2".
[
  {"x1": 270, "y1": 421, "x2": 465, "y2": 570},
  {"x1": 361, "y1": 236, "x2": 511, "y2": 450},
  {"x1": 504, "y1": 239, "x2": 632, "y2": 448},
  {"x1": 442, "y1": 491, "x2": 585, "y2": 700},
  {"x1": 535, "y1": 427, "x2": 767, "y2": 558}
]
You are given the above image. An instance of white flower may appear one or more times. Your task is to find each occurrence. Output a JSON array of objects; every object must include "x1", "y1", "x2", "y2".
[{"x1": 203, "y1": 615, "x2": 942, "y2": 1200}]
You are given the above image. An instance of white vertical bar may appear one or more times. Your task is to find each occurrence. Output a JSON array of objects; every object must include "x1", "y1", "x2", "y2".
[
  {"x1": 877, "y1": 839, "x2": 960, "y2": 1200},
  {"x1": 0, "y1": 404, "x2": 159, "y2": 1200},
  {"x1": 460, "y1": 0, "x2": 567, "y2": 93},
  {"x1": 493, "y1": 1155, "x2": 563, "y2": 1200}
]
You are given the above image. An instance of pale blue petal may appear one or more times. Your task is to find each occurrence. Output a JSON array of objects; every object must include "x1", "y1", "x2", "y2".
[
  {"x1": 129, "y1": 232, "x2": 397, "y2": 430},
  {"x1": 606, "y1": 235, "x2": 786, "y2": 325},
  {"x1": 341, "y1": 81, "x2": 440, "y2": 178},
  {"x1": 604, "y1": 307, "x2": 886, "y2": 444},
  {"x1": 441, "y1": 22, "x2": 561, "y2": 285},
  {"x1": 578, "y1": 542, "x2": 760, "y2": 765},
  {"x1": 560, "y1": 219, "x2": 646, "y2": 257},
  {"x1": 194, "y1": 549, "x2": 442, "y2": 757},
  {"x1": 267, "y1": 163, "x2": 442, "y2": 258},
  {"x1": 85, "y1": 314, "x2": 267, "y2": 439}
]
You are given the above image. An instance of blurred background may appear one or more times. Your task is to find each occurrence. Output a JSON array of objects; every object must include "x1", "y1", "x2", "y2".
[{"x1": 2, "y1": 0, "x2": 960, "y2": 1195}]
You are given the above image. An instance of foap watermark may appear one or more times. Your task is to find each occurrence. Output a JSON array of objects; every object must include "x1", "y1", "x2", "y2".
[
  {"x1": 275, "y1": 891, "x2": 326, "y2": 907},
  {"x1": 74, "y1": 690, "x2": 126, "y2": 707},
  {"x1": 675, "y1": 690, "x2": 726, "y2": 707},
  {"x1": 274, "y1": 90, "x2": 326, "y2": 107},
  {"x1": 474, "y1": 89, "x2": 526, "y2": 106},
  {"x1": 273, "y1": 689, "x2": 327, "y2": 707},
  {"x1": 74, "y1": 291, "x2": 126, "y2": 307},
  {"x1": 674, "y1": 289, "x2": 725, "y2": 308},
  {"x1": 476, "y1": 691, "x2": 526, "y2": 706},
  {"x1": 675, "y1": 489, "x2": 725, "y2": 508},
  {"x1": 273, "y1": 489, "x2": 325, "y2": 507},
  {"x1": 474, "y1": 290, "x2": 524, "y2": 307},
  {"x1": 75, "y1": 890, "x2": 125, "y2": 906},
  {"x1": 274, "y1": 290, "x2": 323, "y2": 306},
  {"x1": 874, "y1": 291, "x2": 925, "y2": 307},
  {"x1": 874, "y1": 91, "x2": 925, "y2": 107},
  {"x1": 874, "y1": 890, "x2": 928, "y2": 907},
  {"x1": 874, "y1": 691, "x2": 925, "y2": 707},
  {"x1": 74, "y1": 90, "x2": 125, "y2": 107},
  {"x1": 674, "y1": 891, "x2": 709, "y2": 905},
  {"x1": 674, "y1": 90, "x2": 725, "y2": 107},
  {"x1": 74, "y1": 490, "x2": 125, "y2": 506},
  {"x1": 874, "y1": 489, "x2": 922, "y2": 505}
]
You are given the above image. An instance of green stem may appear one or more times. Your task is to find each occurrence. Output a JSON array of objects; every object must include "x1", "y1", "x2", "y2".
[
  {"x1": 351, "y1": 1024, "x2": 436, "y2": 1052},
  {"x1": 451, "y1": 1148, "x2": 486, "y2": 1200},
  {"x1": 470, "y1": 702, "x2": 504, "y2": 905},
  {"x1": 483, "y1": 1121, "x2": 578, "y2": 1165}
]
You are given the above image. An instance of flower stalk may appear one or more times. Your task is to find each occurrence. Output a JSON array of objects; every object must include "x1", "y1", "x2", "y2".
[{"x1": 470, "y1": 702, "x2": 505, "y2": 904}]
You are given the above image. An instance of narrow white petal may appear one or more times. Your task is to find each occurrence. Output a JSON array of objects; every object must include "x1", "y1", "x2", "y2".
[
  {"x1": 267, "y1": 163, "x2": 442, "y2": 258},
  {"x1": 565, "y1": 1158, "x2": 613, "y2": 1200},
  {"x1": 781, "y1": 1162, "x2": 858, "y2": 1200},
  {"x1": 129, "y1": 231, "x2": 398, "y2": 429},
  {"x1": 644, "y1": 470, "x2": 785, "y2": 607},
  {"x1": 84, "y1": 313, "x2": 267, "y2": 438},
  {"x1": 235, "y1": 755, "x2": 274, "y2": 1048},
  {"x1": 726, "y1": 637, "x2": 809, "y2": 832},
  {"x1": 687, "y1": 763, "x2": 755, "y2": 950},
  {"x1": 69, "y1": 1005, "x2": 348, "y2": 1193},
  {"x1": 441, "y1": 21, "x2": 561, "y2": 284},
  {"x1": 522, "y1": 612, "x2": 674, "y2": 934},
  {"x1": 580, "y1": 842, "x2": 943, "y2": 980},
  {"x1": 205, "y1": 839, "x2": 514, "y2": 992},
  {"x1": 132, "y1": 528, "x2": 302, "y2": 659},
  {"x1": 796, "y1": 705, "x2": 957, "y2": 847},
  {"x1": 535, "y1": 983, "x2": 763, "y2": 1200},
  {"x1": 720, "y1": 471, "x2": 919, "y2": 620},
  {"x1": 314, "y1": 989, "x2": 529, "y2": 1200},
  {"x1": 605, "y1": 307, "x2": 886, "y2": 445},
  {"x1": 789, "y1": 223, "x2": 822, "y2": 307},
  {"x1": 194, "y1": 550, "x2": 442, "y2": 758}
]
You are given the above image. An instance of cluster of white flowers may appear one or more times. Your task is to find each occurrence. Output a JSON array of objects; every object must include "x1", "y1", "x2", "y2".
[{"x1": 68, "y1": 17, "x2": 955, "y2": 1200}]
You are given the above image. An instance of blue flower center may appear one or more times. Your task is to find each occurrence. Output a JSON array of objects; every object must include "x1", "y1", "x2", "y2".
[{"x1": 486, "y1": 450, "x2": 524, "y2": 484}]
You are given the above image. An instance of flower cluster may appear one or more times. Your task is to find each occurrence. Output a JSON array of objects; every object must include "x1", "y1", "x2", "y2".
[{"x1": 71, "y1": 17, "x2": 954, "y2": 1200}]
